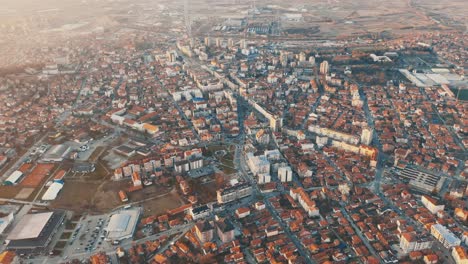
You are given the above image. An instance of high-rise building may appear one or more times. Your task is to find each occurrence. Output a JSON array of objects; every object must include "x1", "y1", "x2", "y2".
[
  {"x1": 227, "y1": 38, "x2": 234, "y2": 48},
  {"x1": 278, "y1": 166, "x2": 292, "y2": 182},
  {"x1": 240, "y1": 39, "x2": 247, "y2": 49},
  {"x1": 204, "y1": 36, "x2": 211, "y2": 46},
  {"x1": 361, "y1": 127, "x2": 374, "y2": 145},
  {"x1": 320, "y1": 60, "x2": 329, "y2": 75},
  {"x1": 309, "y1": 56, "x2": 316, "y2": 64},
  {"x1": 299, "y1": 52, "x2": 306, "y2": 62}
]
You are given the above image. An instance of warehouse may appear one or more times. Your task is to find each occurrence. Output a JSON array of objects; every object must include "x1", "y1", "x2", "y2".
[
  {"x1": 41, "y1": 144, "x2": 71, "y2": 162},
  {"x1": 6, "y1": 211, "x2": 65, "y2": 254},
  {"x1": 4, "y1": 171, "x2": 23, "y2": 185},
  {"x1": 104, "y1": 209, "x2": 140, "y2": 241},
  {"x1": 41, "y1": 182, "x2": 64, "y2": 201}
]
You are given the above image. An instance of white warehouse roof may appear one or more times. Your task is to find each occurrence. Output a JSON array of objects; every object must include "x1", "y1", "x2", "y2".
[
  {"x1": 7, "y1": 212, "x2": 53, "y2": 240},
  {"x1": 41, "y1": 182, "x2": 64, "y2": 201},
  {"x1": 105, "y1": 209, "x2": 140, "y2": 240},
  {"x1": 5, "y1": 171, "x2": 23, "y2": 185}
]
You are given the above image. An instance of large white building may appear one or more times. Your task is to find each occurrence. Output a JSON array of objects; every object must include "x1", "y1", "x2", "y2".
[
  {"x1": 431, "y1": 224, "x2": 461, "y2": 249},
  {"x1": 4, "y1": 171, "x2": 23, "y2": 185},
  {"x1": 361, "y1": 127, "x2": 373, "y2": 145},
  {"x1": 216, "y1": 182, "x2": 252, "y2": 204},
  {"x1": 41, "y1": 182, "x2": 64, "y2": 201},
  {"x1": 290, "y1": 188, "x2": 320, "y2": 217},
  {"x1": 42, "y1": 144, "x2": 71, "y2": 162},
  {"x1": 421, "y1": 195, "x2": 445, "y2": 214},
  {"x1": 452, "y1": 246, "x2": 468, "y2": 264},
  {"x1": 105, "y1": 209, "x2": 141, "y2": 241},
  {"x1": 278, "y1": 166, "x2": 292, "y2": 182},
  {"x1": 246, "y1": 153, "x2": 270, "y2": 176},
  {"x1": 320, "y1": 60, "x2": 329, "y2": 75},
  {"x1": 399, "y1": 232, "x2": 434, "y2": 253}
]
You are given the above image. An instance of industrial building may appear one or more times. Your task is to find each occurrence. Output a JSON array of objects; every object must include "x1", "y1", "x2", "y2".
[
  {"x1": 6, "y1": 211, "x2": 65, "y2": 254},
  {"x1": 41, "y1": 144, "x2": 71, "y2": 162},
  {"x1": 105, "y1": 209, "x2": 140, "y2": 241},
  {"x1": 41, "y1": 182, "x2": 64, "y2": 201},
  {"x1": 4, "y1": 171, "x2": 23, "y2": 185},
  {"x1": 396, "y1": 167, "x2": 444, "y2": 194}
]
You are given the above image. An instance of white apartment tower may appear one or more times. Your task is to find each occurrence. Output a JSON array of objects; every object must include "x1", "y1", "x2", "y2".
[
  {"x1": 361, "y1": 127, "x2": 373, "y2": 145},
  {"x1": 320, "y1": 60, "x2": 329, "y2": 75}
]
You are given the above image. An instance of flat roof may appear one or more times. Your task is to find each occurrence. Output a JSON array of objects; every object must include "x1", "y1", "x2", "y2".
[
  {"x1": 5, "y1": 171, "x2": 23, "y2": 184},
  {"x1": 41, "y1": 182, "x2": 64, "y2": 201},
  {"x1": 7, "y1": 212, "x2": 53, "y2": 240},
  {"x1": 105, "y1": 209, "x2": 140, "y2": 240},
  {"x1": 6, "y1": 211, "x2": 65, "y2": 252}
]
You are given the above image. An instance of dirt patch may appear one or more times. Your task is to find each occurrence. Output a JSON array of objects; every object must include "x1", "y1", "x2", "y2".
[
  {"x1": 15, "y1": 188, "x2": 34, "y2": 200},
  {"x1": 189, "y1": 179, "x2": 218, "y2": 204},
  {"x1": 0, "y1": 186, "x2": 23, "y2": 199},
  {"x1": 138, "y1": 190, "x2": 184, "y2": 217},
  {"x1": 50, "y1": 181, "x2": 99, "y2": 213}
]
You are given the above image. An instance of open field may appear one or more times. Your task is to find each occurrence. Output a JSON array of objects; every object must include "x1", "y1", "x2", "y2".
[
  {"x1": 50, "y1": 181, "x2": 99, "y2": 212},
  {"x1": 14, "y1": 188, "x2": 34, "y2": 199},
  {"x1": 138, "y1": 190, "x2": 184, "y2": 217},
  {"x1": 0, "y1": 185, "x2": 23, "y2": 199}
]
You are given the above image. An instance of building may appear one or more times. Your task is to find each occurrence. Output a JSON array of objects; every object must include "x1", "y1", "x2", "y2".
[
  {"x1": 290, "y1": 188, "x2": 320, "y2": 217},
  {"x1": 190, "y1": 205, "x2": 210, "y2": 220},
  {"x1": 131, "y1": 172, "x2": 142, "y2": 187},
  {"x1": 174, "y1": 160, "x2": 190, "y2": 173},
  {"x1": 257, "y1": 173, "x2": 271, "y2": 184},
  {"x1": 431, "y1": 224, "x2": 461, "y2": 249},
  {"x1": 421, "y1": 195, "x2": 445, "y2": 214},
  {"x1": 41, "y1": 182, "x2": 64, "y2": 201},
  {"x1": 41, "y1": 144, "x2": 71, "y2": 162},
  {"x1": 235, "y1": 207, "x2": 250, "y2": 219},
  {"x1": 216, "y1": 182, "x2": 253, "y2": 204},
  {"x1": 119, "y1": 191, "x2": 128, "y2": 203},
  {"x1": 0, "y1": 211, "x2": 14, "y2": 235},
  {"x1": 308, "y1": 125, "x2": 360, "y2": 145},
  {"x1": 246, "y1": 153, "x2": 270, "y2": 176},
  {"x1": 72, "y1": 163, "x2": 95, "y2": 173},
  {"x1": 361, "y1": 127, "x2": 373, "y2": 145},
  {"x1": 216, "y1": 218, "x2": 235, "y2": 243},
  {"x1": 105, "y1": 209, "x2": 140, "y2": 241},
  {"x1": 115, "y1": 145, "x2": 136, "y2": 157},
  {"x1": 90, "y1": 252, "x2": 110, "y2": 264},
  {"x1": 452, "y1": 246, "x2": 468, "y2": 264},
  {"x1": 189, "y1": 156, "x2": 204, "y2": 170},
  {"x1": 320, "y1": 60, "x2": 329, "y2": 75},
  {"x1": 278, "y1": 166, "x2": 292, "y2": 182},
  {"x1": 195, "y1": 220, "x2": 214, "y2": 243},
  {"x1": 455, "y1": 208, "x2": 468, "y2": 222},
  {"x1": 4, "y1": 171, "x2": 23, "y2": 185},
  {"x1": 397, "y1": 168, "x2": 444, "y2": 194},
  {"x1": 6, "y1": 211, "x2": 65, "y2": 253},
  {"x1": 0, "y1": 251, "x2": 16, "y2": 264},
  {"x1": 399, "y1": 232, "x2": 434, "y2": 253}
]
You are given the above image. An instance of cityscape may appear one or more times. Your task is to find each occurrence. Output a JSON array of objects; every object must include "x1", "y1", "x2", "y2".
[{"x1": 0, "y1": 0, "x2": 467, "y2": 264}]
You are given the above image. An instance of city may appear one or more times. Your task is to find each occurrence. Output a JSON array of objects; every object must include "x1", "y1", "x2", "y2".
[{"x1": 0, "y1": 0, "x2": 467, "y2": 264}]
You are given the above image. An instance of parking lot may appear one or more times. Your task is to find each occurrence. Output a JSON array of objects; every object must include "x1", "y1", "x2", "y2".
[{"x1": 62, "y1": 214, "x2": 112, "y2": 257}]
